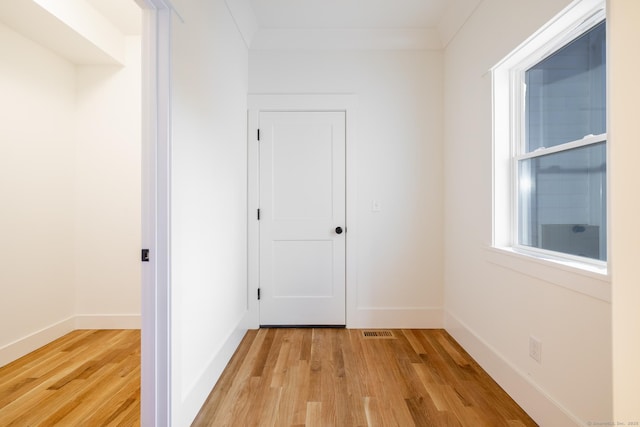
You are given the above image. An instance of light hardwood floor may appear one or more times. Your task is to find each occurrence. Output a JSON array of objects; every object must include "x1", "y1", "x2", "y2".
[
  {"x1": 0, "y1": 328, "x2": 536, "y2": 426},
  {"x1": 193, "y1": 328, "x2": 537, "y2": 427},
  {"x1": 0, "y1": 329, "x2": 140, "y2": 426}
]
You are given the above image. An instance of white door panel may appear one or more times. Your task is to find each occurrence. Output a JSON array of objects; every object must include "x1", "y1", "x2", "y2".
[
  {"x1": 272, "y1": 122, "x2": 333, "y2": 220},
  {"x1": 272, "y1": 240, "x2": 334, "y2": 298},
  {"x1": 259, "y1": 111, "x2": 346, "y2": 326}
]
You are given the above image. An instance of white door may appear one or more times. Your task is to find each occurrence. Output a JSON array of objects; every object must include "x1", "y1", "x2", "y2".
[{"x1": 259, "y1": 111, "x2": 346, "y2": 326}]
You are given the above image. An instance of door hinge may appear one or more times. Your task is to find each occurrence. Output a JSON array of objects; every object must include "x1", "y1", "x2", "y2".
[
  {"x1": 257, "y1": 129, "x2": 260, "y2": 141},
  {"x1": 257, "y1": 208, "x2": 260, "y2": 220},
  {"x1": 141, "y1": 249, "x2": 150, "y2": 262},
  {"x1": 257, "y1": 288, "x2": 261, "y2": 300}
]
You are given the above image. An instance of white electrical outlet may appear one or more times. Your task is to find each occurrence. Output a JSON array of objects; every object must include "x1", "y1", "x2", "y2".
[{"x1": 529, "y1": 336, "x2": 542, "y2": 363}]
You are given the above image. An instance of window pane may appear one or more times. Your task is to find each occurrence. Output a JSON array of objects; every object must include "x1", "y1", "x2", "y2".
[
  {"x1": 525, "y1": 21, "x2": 606, "y2": 152},
  {"x1": 518, "y1": 142, "x2": 606, "y2": 260}
]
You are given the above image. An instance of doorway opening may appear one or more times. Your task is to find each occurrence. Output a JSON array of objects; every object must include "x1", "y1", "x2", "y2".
[{"x1": 0, "y1": 0, "x2": 143, "y2": 362}]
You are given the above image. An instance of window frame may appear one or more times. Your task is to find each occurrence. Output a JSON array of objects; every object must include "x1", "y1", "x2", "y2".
[{"x1": 492, "y1": 0, "x2": 608, "y2": 274}]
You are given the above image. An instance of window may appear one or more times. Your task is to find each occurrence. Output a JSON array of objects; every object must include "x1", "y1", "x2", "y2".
[{"x1": 493, "y1": 0, "x2": 607, "y2": 269}]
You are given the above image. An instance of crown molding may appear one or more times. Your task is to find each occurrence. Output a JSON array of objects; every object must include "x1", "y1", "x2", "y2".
[
  {"x1": 437, "y1": 0, "x2": 484, "y2": 48},
  {"x1": 225, "y1": 0, "x2": 484, "y2": 51},
  {"x1": 224, "y1": 0, "x2": 258, "y2": 48},
  {"x1": 250, "y1": 28, "x2": 442, "y2": 50}
]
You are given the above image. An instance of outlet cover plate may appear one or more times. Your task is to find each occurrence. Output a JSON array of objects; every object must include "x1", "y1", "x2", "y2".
[{"x1": 529, "y1": 336, "x2": 542, "y2": 363}]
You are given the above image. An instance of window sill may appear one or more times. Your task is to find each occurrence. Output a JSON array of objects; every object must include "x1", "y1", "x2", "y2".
[{"x1": 486, "y1": 246, "x2": 611, "y2": 302}]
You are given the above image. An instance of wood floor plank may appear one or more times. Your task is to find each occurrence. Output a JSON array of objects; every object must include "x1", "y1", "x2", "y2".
[
  {"x1": 318, "y1": 330, "x2": 339, "y2": 426},
  {"x1": 194, "y1": 330, "x2": 262, "y2": 427},
  {"x1": 338, "y1": 332, "x2": 367, "y2": 427},
  {"x1": 251, "y1": 328, "x2": 276, "y2": 378},
  {"x1": 305, "y1": 401, "x2": 323, "y2": 427},
  {"x1": 361, "y1": 339, "x2": 415, "y2": 426},
  {"x1": 0, "y1": 329, "x2": 140, "y2": 426},
  {"x1": 109, "y1": 397, "x2": 141, "y2": 427},
  {"x1": 0, "y1": 330, "x2": 93, "y2": 384},
  {"x1": 194, "y1": 328, "x2": 538, "y2": 427},
  {"x1": 259, "y1": 384, "x2": 282, "y2": 427},
  {"x1": 83, "y1": 382, "x2": 140, "y2": 426},
  {"x1": 47, "y1": 342, "x2": 140, "y2": 426},
  {"x1": 345, "y1": 330, "x2": 374, "y2": 398},
  {"x1": 398, "y1": 357, "x2": 447, "y2": 425},
  {"x1": 402, "y1": 329, "x2": 428, "y2": 356},
  {"x1": 3, "y1": 328, "x2": 533, "y2": 426},
  {"x1": 217, "y1": 330, "x2": 262, "y2": 425},
  {"x1": 0, "y1": 334, "x2": 97, "y2": 406},
  {"x1": 412, "y1": 362, "x2": 449, "y2": 411},
  {"x1": 363, "y1": 396, "x2": 384, "y2": 427},
  {"x1": 358, "y1": 340, "x2": 394, "y2": 425}
]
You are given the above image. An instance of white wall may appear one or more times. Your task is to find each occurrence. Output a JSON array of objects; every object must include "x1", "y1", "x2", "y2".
[
  {"x1": 169, "y1": 0, "x2": 249, "y2": 424},
  {"x1": 249, "y1": 49, "x2": 444, "y2": 328},
  {"x1": 609, "y1": 0, "x2": 640, "y2": 421},
  {"x1": 0, "y1": 22, "x2": 77, "y2": 365},
  {"x1": 0, "y1": 17, "x2": 141, "y2": 365},
  {"x1": 75, "y1": 35, "x2": 142, "y2": 328},
  {"x1": 443, "y1": 0, "x2": 611, "y2": 425}
]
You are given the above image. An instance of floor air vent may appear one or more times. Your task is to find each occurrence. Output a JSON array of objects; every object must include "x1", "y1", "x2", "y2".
[{"x1": 362, "y1": 330, "x2": 395, "y2": 339}]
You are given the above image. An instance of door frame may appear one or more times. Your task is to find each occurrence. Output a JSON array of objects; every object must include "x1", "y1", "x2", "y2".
[
  {"x1": 139, "y1": 0, "x2": 174, "y2": 425},
  {"x1": 247, "y1": 94, "x2": 358, "y2": 329}
]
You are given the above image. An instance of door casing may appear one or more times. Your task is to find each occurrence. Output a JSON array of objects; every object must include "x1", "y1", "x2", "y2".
[
  {"x1": 139, "y1": 0, "x2": 173, "y2": 425},
  {"x1": 247, "y1": 94, "x2": 358, "y2": 329}
]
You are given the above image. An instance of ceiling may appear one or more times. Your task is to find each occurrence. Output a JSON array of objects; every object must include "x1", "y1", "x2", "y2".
[
  {"x1": 242, "y1": 0, "x2": 482, "y2": 49},
  {"x1": 82, "y1": 0, "x2": 481, "y2": 49},
  {"x1": 85, "y1": 0, "x2": 141, "y2": 35},
  {"x1": 0, "y1": 0, "x2": 139, "y2": 64},
  {"x1": 248, "y1": 0, "x2": 449, "y2": 30},
  {"x1": 0, "y1": 0, "x2": 479, "y2": 55}
]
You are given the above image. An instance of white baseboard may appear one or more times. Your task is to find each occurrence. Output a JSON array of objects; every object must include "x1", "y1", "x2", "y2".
[
  {"x1": 444, "y1": 311, "x2": 583, "y2": 427},
  {"x1": 349, "y1": 307, "x2": 443, "y2": 329},
  {"x1": 178, "y1": 311, "x2": 249, "y2": 427},
  {"x1": 0, "y1": 314, "x2": 142, "y2": 368},
  {"x1": 0, "y1": 317, "x2": 75, "y2": 368},
  {"x1": 75, "y1": 314, "x2": 141, "y2": 329}
]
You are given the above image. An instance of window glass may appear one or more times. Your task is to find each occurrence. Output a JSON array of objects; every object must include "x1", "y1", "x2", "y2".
[
  {"x1": 525, "y1": 22, "x2": 606, "y2": 152},
  {"x1": 518, "y1": 142, "x2": 606, "y2": 260}
]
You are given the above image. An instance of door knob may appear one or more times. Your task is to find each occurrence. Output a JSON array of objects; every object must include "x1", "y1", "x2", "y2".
[{"x1": 335, "y1": 226, "x2": 343, "y2": 235}]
